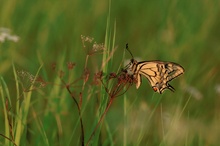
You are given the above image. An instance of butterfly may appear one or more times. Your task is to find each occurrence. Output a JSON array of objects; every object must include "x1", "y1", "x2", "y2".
[{"x1": 124, "y1": 44, "x2": 184, "y2": 94}]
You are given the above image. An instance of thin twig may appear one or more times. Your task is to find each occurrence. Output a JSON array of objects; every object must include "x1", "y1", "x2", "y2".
[
  {"x1": 0, "y1": 133, "x2": 17, "y2": 146},
  {"x1": 65, "y1": 86, "x2": 84, "y2": 146},
  {"x1": 86, "y1": 97, "x2": 114, "y2": 146},
  {"x1": 86, "y1": 73, "x2": 132, "y2": 145}
]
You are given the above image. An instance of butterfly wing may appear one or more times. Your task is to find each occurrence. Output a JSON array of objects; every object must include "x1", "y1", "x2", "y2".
[{"x1": 135, "y1": 61, "x2": 184, "y2": 93}]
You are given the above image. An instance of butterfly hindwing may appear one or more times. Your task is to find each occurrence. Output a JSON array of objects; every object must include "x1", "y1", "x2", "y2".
[{"x1": 134, "y1": 61, "x2": 184, "y2": 93}]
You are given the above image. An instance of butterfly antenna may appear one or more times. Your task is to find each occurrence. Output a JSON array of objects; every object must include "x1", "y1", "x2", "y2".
[{"x1": 126, "y1": 43, "x2": 134, "y2": 60}]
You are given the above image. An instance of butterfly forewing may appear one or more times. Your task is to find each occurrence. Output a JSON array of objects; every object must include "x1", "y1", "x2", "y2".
[{"x1": 132, "y1": 60, "x2": 184, "y2": 93}]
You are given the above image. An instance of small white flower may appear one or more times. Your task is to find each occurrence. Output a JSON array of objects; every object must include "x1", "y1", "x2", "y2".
[
  {"x1": 0, "y1": 27, "x2": 19, "y2": 42},
  {"x1": 185, "y1": 85, "x2": 203, "y2": 100},
  {"x1": 215, "y1": 84, "x2": 220, "y2": 94},
  {"x1": 8, "y1": 35, "x2": 19, "y2": 42}
]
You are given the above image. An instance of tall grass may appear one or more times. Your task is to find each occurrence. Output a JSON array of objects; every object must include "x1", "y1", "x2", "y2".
[
  {"x1": 89, "y1": 5, "x2": 115, "y2": 145},
  {"x1": 1, "y1": 0, "x2": 220, "y2": 146}
]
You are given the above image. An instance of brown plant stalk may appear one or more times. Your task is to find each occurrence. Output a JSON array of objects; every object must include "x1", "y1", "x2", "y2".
[{"x1": 86, "y1": 71, "x2": 134, "y2": 145}]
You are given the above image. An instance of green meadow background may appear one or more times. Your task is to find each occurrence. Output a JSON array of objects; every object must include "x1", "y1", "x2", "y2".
[{"x1": 1, "y1": 0, "x2": 220, "y2": 145}]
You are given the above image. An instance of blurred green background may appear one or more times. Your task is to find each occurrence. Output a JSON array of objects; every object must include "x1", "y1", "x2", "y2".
[{"x1": 1, "y1": 0, "x2": 220, "y2": 145}]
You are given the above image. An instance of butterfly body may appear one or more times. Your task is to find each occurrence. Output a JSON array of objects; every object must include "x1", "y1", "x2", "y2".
[{"x1": 125, "y1": 59, "x2": 184, "y2": 94}]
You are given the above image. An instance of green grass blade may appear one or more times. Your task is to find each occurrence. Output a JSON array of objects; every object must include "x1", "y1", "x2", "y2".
[
  {"x1": 14, "y1": 64, "x2": 43, "y2": 145},
  {"x1": 0, "y1": 77, "x2": 10, "y2": 146}
]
